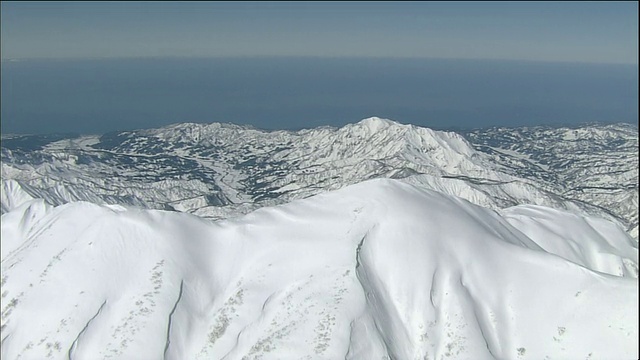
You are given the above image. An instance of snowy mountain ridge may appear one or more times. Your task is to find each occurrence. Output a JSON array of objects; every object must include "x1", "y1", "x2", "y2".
[
  {"x1": 1, "y1": 117, "x2": 637, "y2": 236},
  {"x1": 1, "y1": 179, "x2": 637, "y2": 359}
]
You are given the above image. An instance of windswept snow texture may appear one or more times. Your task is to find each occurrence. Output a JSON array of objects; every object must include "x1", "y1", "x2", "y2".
[
  {"x1": 2, "y1": 118, "x2": 637, "y2": 237},
  {"x1": 1, "y1": 179, "x2": 637, "y2": 359}
]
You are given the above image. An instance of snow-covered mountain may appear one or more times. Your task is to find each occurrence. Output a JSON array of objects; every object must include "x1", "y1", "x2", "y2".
[
  {"x1": 2, "y1": 117, "x2": 637, "y2": 237},
  {"x1": 1, "y1": 179, "x2": 637, "y2": 359},
  {"x1": 464, "y1": 123, "x2": 639, "y2": 238}
]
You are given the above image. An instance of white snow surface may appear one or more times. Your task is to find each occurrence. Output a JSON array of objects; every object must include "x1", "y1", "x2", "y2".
[
  {"x1": 1, "y1": 179, "x2": 637, "y2": 359},
  {"x1": 2, "y1": 117, "x2": 636, "y2": 236}
]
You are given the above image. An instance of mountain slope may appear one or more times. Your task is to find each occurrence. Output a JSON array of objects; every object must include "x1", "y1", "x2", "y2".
[
  {"x1": 465, "y1": 123, "x2": 639, "y2": 237},
  {"x1": 2, "y1": 118, "x2": 637, "y2": 237},
  {"x1": 1, "y1": 179, "x2": 637, "y2": 359}
]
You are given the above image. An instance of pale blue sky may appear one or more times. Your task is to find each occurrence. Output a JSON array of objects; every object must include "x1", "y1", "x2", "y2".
[{"x1": 1, "y1": 1, "x2": 638, "y2": 64}]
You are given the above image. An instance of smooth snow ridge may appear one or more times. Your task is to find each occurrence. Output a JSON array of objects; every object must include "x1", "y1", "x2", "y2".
[{"x1": 1, "y1": 179, "x2": 638, "y2": 359}]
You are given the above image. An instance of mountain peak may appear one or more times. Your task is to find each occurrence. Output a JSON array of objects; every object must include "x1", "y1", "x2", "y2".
[{"x1": 356, "y1": 117, "x2": 401, "y2": 131}]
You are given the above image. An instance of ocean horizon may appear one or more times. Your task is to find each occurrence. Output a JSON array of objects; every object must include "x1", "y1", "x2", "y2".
[{"x1": 1, "y1": 57, "x2": 637, "y2": 135}]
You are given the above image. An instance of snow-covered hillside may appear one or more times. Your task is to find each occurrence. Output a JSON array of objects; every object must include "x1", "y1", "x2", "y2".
[
  {"x1": 1, "y1": 179, "x2": 637, "y2": 359},
  {"x1": 464, "y1": 123, "x2": 639, "y2": 238},
  {"x1": 2, "y1": 118, "x2": 637, "y2": 237}
]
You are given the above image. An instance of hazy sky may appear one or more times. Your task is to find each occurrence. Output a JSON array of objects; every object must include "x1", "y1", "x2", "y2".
[{"x1": 1, "y1": 1, "x2": 638, "y2": 64}]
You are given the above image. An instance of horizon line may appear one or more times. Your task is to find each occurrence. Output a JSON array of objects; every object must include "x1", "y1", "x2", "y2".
[{"x1": 2, "y1": 55, "x2": 638, "y2": 67}]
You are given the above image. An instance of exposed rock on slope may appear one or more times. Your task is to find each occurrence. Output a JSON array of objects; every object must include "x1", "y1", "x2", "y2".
[
  {"x1": 2, "y1": 118, "x2": 637, "y2": 235},
  {"x1": 1, "y1": 179, "x2": 637, "y2": 359}
]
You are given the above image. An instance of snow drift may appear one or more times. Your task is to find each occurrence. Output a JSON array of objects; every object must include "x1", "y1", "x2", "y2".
[{"x1": 1, "y1": 179, "x2": 637, "y2": 359}]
